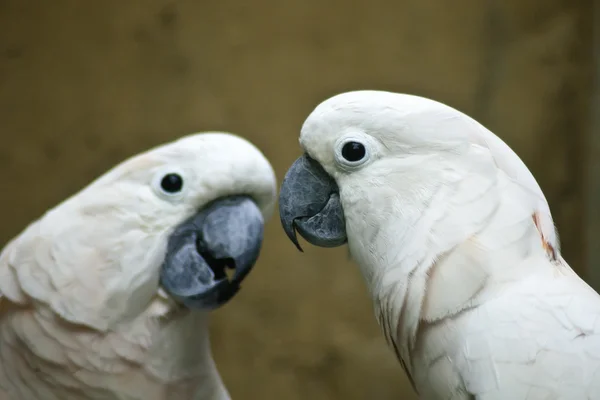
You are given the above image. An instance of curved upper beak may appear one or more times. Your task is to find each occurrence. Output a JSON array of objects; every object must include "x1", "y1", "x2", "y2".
[
  {"x1": 278, "y1": 153, "x2": 347, "y2": 251},
  {"x1": 160, "y1": 196, "x2": 264, "y2": 310}
]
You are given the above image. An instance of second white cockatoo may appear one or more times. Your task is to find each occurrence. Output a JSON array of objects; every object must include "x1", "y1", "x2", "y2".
[
  {"x1": 279, "y1": 90, "x2": 600, "y2": 399},
  {"x1": 0, "y1": 132, "x2": 276, "y2": 400}
]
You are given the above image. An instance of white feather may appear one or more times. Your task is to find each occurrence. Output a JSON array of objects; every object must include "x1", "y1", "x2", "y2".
[
  {"x1": 0, "y1": 132, "x2": 276, "y2": 400},
  {"x1": 300, "y1": 90, "x2": 600, "y2": 399}
]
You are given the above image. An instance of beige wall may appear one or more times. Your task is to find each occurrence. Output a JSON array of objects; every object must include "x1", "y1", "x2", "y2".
[{"x1": 0, "y1": 0, "x2": 593, "y2": 398}]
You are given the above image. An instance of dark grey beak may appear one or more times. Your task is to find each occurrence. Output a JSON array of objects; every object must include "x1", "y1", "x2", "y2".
[
  {"x1": 160, "y1": 196, "x2": 264, "y2": 310},
  {"x1": 278, "y1": 153, "x2": 347, "y2": 251}
]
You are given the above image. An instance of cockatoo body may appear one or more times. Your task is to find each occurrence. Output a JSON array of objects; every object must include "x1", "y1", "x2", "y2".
[
  {"x1": 279, "y1": 90, "x2": 600, "y2": 399},
  {"x1": 0, "y1": 132, "x2": 276, "y2": 400}
]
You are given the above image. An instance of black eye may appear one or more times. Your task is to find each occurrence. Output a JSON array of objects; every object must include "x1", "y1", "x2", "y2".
[
  {"x1": 160, "y1": 173, "x2": 184, "y2": 193},
  {"x1": 341, "y1": 141, "x2": 366, "y2": 162}
]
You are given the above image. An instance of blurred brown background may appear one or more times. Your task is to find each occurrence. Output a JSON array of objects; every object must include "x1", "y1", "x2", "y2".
[{"x1": 0, "y1": 0, "x2": 596, "y2": 399}]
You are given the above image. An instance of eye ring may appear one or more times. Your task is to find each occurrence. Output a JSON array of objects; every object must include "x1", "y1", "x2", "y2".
[
  {"x1": 341, "y1": 141, "x2": 366, "y2": 162},
  {"x1": 160, "y1": 173, "x2": 184, "y2": 194},
  {"x1": 152, "y1": 167, "x2": 187, "y2": 199},
  {"x1": 334, "y1": 137, "x2": 371, "y2": 169}
]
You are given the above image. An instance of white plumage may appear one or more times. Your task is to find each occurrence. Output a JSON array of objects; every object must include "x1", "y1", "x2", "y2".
[
  {"x1": 0, "y1": 132, "x2": 276, "y2": 400},
  {"x1": 283, "y1": 90, "x2": 600, "y2": 399}
]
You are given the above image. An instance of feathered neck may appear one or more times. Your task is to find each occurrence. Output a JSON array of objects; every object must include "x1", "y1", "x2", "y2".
[{"x1": 343, "y1": 157, "x2": 557, "y2": 380}]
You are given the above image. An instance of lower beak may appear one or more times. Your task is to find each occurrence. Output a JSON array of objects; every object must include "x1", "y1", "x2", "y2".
[
  {"x1": 160, "y1": 196, "x2": 264, "y2": 310},
  {"x1": 278, "y1": 153, "x2": 347, "y2": 251}
]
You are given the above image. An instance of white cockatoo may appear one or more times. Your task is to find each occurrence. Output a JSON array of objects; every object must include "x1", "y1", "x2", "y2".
[
  {"x1": 0, "y1": 132, "x2": 276, "y2": 400},
  {"x1": 279, "y1": 90, "x2": 600, "y2": 399}
]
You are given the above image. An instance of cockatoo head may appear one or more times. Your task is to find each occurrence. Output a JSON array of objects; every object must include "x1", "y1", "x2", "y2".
[
  {"x1": 279, "y1": 90, "x2": 555, "y2": 283},
  {"x1": 3, "y1": 132, "x2": 276, "y2": 329}
]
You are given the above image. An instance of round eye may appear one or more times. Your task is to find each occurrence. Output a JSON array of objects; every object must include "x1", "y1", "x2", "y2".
[
  {"x1": 160, "y1": 173, "x2": 184, "y2": 194},
  {"x1": 341, "y1": 141, "x2": 366, "y2": 162}
]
